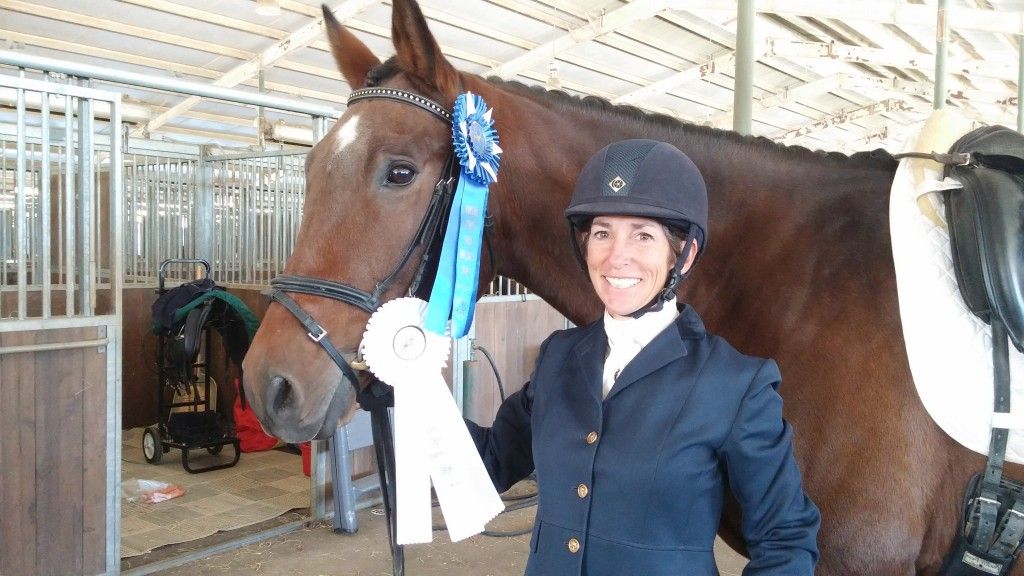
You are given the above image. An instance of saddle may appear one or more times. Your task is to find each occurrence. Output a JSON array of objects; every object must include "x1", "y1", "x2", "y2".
[
  {"x1": 944, "y1": 125, "x2": 1024, "y2": 353},
  {"x1": 167, "y1": 300, "x2": 214, "y2": 388},
  {"x1": 940, "y1": 125, "x2": 1024, "y2": 575}
]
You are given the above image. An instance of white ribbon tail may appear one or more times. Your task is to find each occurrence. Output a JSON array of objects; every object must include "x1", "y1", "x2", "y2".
[
  {"x1": 423, "y1": 375, "x2": 505, "y2": 541},
  {"x1": 395, "y1": 382, "x2": 433, "y2": 544}
]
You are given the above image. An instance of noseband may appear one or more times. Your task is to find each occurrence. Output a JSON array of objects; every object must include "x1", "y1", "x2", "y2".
[{"x1": 268, "y1": 87, "x2": 458, "y2": 389}]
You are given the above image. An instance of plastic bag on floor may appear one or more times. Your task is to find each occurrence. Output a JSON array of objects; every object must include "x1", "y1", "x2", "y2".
[{"x1": 121, "y1": 478, "x2": 186, "y2": 503}]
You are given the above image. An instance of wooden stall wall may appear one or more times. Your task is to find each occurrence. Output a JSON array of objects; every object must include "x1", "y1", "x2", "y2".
[
  {"x1": 0, "y1": 327, "x2": 110, "y2": 576},
  {"x1": 463, "y1": 298, "x2": 567, "y2": 426}
]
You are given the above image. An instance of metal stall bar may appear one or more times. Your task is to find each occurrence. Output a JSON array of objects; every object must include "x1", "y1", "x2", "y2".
[
  {"x1": 733, "y1": 0, "x2": 755, "y2": 135},
  {"x1": 1018, "y1": 35, "x2": 1023, "y2": 133},
  {"x1": 65, "y1": 87, "x2": 75, "y2": 315},
  {"x1": 77, "y1": 85, "x2": 94, "y2": 314},
  {"x1": 107, "y1": 93, "x2": 124, "y2": 573},
  {"x1": 0, "y1": 50, "x2": 340, "y2": 119},
  {"x1": 935, "y1": 0, "x2": 949, "y2": 109},
  {"x1": 195, "y1": 147, "x2": 214, "y2": 264},
  {"x1": 40, "y1": 78, "x2": 51, "y2": 317},
  {"x1": 15, "y1": 70, "x2": 26, "y2": 318}
]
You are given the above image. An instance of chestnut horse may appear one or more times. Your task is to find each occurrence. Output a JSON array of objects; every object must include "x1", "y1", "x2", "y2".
[{"x1": 242, "y1": 1, "x2": 1024, "y2": 573}]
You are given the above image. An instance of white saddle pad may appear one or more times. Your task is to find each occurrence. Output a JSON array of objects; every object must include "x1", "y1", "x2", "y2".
[{"x1": 891, "y1": 109, "x2": 1024, "y2": 464}]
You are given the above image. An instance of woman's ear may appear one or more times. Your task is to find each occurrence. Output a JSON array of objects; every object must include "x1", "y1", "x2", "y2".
[{"x1": 679, "y1": 239, "x2": 699, "y2": 274}]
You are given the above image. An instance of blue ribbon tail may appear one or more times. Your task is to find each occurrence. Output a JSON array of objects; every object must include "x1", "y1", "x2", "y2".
[
  {"x1": 423, "y1": 181, "x2": 465, "y2": 335},
  {"x1": 449, "y1": 180, "x2": 488, "y2": 338}
]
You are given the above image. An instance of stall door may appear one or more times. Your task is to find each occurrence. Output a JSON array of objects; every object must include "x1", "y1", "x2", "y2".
[{"x1": 0, "y1": 75, "x2": 123, "y2": 576}]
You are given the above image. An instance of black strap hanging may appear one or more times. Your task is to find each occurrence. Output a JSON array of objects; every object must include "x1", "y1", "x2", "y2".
[
  {"x1": 357, "y1": 378, "x2": 404, "y2": 576},
  {"x1": 941, "y1": 321, "x2": 1024, "y2": 576}
]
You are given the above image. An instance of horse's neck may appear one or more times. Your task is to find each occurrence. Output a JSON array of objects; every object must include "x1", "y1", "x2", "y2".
[
  {"x1": 483, "y1": 93, "x2": 637, "y2": 325},
  {"x1": 480, "y1": 80, "x2": 895, "y2": 329}
]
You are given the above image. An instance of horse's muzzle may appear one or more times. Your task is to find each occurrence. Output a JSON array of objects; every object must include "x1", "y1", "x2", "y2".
[{"x1": 256, "y1": 375, "x2": 353, "y2": 443}]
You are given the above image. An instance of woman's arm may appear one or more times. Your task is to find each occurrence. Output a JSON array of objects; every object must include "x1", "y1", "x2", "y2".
[
  {"x1": 465, "y1": 382, "x2": 534, "y2": 493},
  {"x1": 721, "y1": 359, "x2": 820, "y2": 575}
]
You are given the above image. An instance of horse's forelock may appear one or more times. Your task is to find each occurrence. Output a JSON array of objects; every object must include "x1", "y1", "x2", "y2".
[{"x1": 366, "y1": 57, "x2": 402, "y2": 87}]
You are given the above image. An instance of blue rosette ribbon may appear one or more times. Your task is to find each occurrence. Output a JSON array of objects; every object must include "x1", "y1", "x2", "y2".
[{"x1": 424, "y1": 92, "x2": 502, "y2": 338}]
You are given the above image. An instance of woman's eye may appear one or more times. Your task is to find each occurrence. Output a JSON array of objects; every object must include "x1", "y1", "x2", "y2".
[
  {"x1": 386, "y1": 164, "x2": 416, "y2": 186},
  {"x1": 592, "y1": 230, "x2": 609, "y2": 240},
  {"x1": 637, "y1": 232, "x2": 654, "y2": 242}
]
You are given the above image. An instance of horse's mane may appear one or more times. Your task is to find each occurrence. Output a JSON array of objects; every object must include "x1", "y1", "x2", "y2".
[{"x1": 365, "y1": 58, "x2": 896, "y2": 170}]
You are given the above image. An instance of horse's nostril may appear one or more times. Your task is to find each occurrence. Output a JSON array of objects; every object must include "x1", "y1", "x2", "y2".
[{"x1": 267, "y1": 375, "x2": 295, "y2": 413}]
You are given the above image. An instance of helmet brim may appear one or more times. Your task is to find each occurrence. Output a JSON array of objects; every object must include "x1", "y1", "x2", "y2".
[{"x1": 565, "y1": 201, "x2": 694, "y2": 228}]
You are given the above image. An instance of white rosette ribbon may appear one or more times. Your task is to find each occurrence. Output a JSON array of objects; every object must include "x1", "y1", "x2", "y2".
[{"x1": 361, "y1": 297, "x2": 504, "y2": 544}]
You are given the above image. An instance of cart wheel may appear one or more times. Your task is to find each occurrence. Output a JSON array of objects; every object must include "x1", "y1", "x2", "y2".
[
  {"x1": 206, "y1": 444, "x2": 223, "y2": 455},
  {"x1": 143, "y1": 427, "x2": 162, "y2": 464}
]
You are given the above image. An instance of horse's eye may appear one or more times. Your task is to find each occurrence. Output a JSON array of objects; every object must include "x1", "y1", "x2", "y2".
[{"x1": 386, "y1": 164, "x2": 417, "y2": 186}]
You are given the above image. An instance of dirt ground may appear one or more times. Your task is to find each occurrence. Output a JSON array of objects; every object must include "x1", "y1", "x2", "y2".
[{"x1": 153, "y1": 503, "x2": 749, "y2": 576}]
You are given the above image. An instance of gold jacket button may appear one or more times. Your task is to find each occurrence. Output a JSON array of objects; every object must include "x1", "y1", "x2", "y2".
[
  {"x1": 585, "y1": 431, "x2": 598, "y2": 444},
  {"x1": 577, "y1": 483, "x2": 589, "y2": 498},
  {"x1": 567, "y1": 538, "x2": 581, "y2": 553}
]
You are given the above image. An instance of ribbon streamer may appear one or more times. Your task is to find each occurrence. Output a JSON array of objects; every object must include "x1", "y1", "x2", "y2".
[
  {"x1": 362, "y1": 297, "x2": 504, "y2": 544},
  {"x1": 424, "y1": 92, "x2": 502, "y2": 338}
]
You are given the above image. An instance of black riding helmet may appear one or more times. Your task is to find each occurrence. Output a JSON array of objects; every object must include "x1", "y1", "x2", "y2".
[{"x1": 565, "y1": 139, "x2": 709, "y2": 317}]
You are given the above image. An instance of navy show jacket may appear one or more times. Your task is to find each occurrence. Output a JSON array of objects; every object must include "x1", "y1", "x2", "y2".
[{"x1": 467, "y1": 304, "x2": 820, "y2": 576}]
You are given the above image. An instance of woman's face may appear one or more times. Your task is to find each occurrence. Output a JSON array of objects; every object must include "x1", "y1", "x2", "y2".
[{"x1": 585, "y1": 215, "x2": 676, "y2": 319}]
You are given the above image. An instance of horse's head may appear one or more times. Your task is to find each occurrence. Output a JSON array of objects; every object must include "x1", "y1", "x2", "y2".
[{"x1": 242, "y1": 0, "x2": 467, "y2": 442}]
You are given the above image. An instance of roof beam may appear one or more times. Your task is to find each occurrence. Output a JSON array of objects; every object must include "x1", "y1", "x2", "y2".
[
  {"x1": 488, "y1": 0, "x2": 674, "y2": 79},
  {"x1": 41, "y1": 0, "x2": 342, "y2": 79},
  {"x1": 843, "y1": 74, "x2": 1017, "y2": 106},
  {"x1": 709, "y1": 71, "x2": 1015, "y2": 129},
  {"x1": 772, "y1": 97, "x2": 919, "y2": 143},
  {"x1": 0, "y1": 0, "x2": 251, "y2": 60},
  {"x1": 613, "y1": 50, "x2": 740, "y2": 105},
  {"x1": 705, "y1": 73, "x2": 843, "y2": 126},
  {"x1": 684, "y1": 0, "x2": 1024, "y2": 36},
  {"x1": 0, "y1": 30, "x2": 342, "y2": 105},
  {"x1": 119, "y1": 0, "x2": 289, "y2": 40},
  {"x1": 134, "y1": 0, "x2": 377, "y2": 137},
  {"x1": 657, "y1": 10, "x2": 880, "y2": 116},
  {"x1": 766, "y1": 37, "x2": 1017, "y2": 82}
]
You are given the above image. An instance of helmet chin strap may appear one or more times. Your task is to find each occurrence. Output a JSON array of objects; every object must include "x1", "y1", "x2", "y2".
[{"x1": 627, "y1": 228, "x2": 697, "y2": 319}]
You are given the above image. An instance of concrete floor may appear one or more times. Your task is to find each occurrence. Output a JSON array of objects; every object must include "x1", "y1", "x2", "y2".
[{"x1": 154, "y1": 503, "x2": 749, "y2": 576}]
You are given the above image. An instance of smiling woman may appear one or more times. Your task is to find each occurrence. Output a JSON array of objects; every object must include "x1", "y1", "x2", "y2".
[
  {"x1": 584, "y1": 216, "x2": 683, "y2": 319},
  {"x1": 466, "y1": 139, "x2": 820, "y2": 576}
]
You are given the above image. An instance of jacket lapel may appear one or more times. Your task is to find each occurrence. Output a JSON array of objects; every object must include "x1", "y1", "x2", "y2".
[
  {"x1": 604, "y1": 306, "x2": 704, "y2": 402},
  {"x1": 572, "y1": 322, "x2": 607, "y2": 405}
]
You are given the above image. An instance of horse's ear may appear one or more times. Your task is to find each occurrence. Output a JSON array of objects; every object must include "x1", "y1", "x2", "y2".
[
  {"x1": 391, "y1": 0, "x2": 460, "y2": 99},
  {"x1": 323, "y1": 4, "x2": 381, "y2": 89}
]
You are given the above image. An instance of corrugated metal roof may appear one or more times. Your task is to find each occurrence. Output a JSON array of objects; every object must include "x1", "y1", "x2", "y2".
[{"x1": 2, "y1": 0, "x2": 1020, "y2": 152}]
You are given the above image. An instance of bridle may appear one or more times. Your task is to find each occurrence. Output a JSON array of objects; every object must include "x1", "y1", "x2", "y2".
[
  {"x1": 266, "y1": 86, "x2": 463, "y2": 576},
  {"x1": 268, "y1": 87, "x2": 459, "y2": 390}
]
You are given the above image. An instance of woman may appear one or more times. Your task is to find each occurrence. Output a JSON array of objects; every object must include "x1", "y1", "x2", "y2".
[{"x1": 466, "y1": 139, "x2": 820, "y2": 575}]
